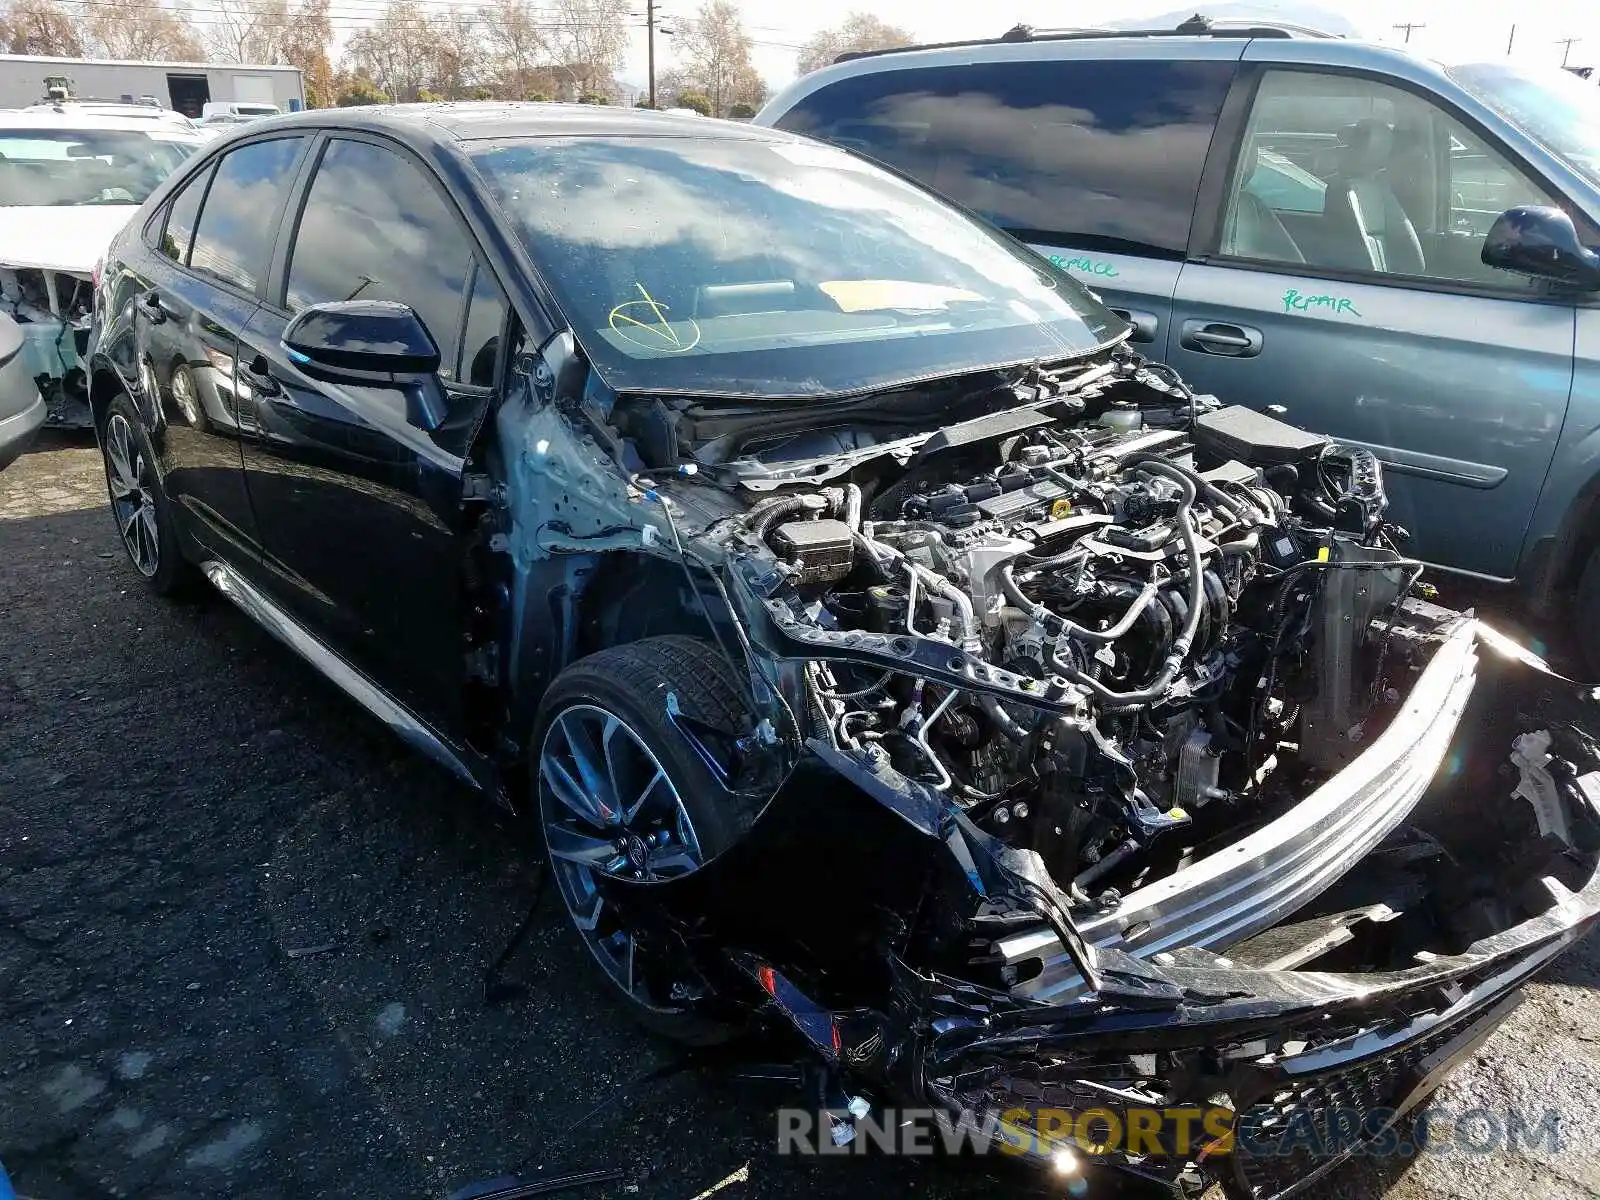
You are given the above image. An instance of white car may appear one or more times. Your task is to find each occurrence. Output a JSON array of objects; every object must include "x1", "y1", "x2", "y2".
[
  {"x1": 0, "y1": 111, "x2": 204, "y2": 425},
  {"x1": 23, "y1": 100, "x2": 200, "y2": 133},
  {"x1": 200, "y1": 101, "x2": 280, "y2": 121}
]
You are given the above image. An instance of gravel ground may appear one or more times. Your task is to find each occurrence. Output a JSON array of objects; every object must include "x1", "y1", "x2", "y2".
[{"x1": 2, "y1": 433, "x2": 1599, "y2": 1200}]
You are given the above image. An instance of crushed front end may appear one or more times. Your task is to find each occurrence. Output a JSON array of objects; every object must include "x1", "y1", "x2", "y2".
[{"x1": 501, "y1": 343, "x2": 1600, "y2": 1198}]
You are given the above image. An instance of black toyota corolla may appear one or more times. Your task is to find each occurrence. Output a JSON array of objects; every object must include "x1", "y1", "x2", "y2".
[{"x1": 88, "y1": 104, "x2": 1600, "y2": 1197}]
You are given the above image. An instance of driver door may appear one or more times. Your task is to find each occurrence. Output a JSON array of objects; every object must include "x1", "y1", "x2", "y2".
[
  {"x1": 1170, "y1": 65, "x2": 1576, "y2": 579},
  {"x1": 233, "y1": 133, "x2": 509, "y2": 728}
]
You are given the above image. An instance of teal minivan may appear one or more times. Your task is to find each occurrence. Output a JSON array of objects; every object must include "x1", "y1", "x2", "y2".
[{"x1": 759, "y1": 22, "x2": 1600, "y2": 669}]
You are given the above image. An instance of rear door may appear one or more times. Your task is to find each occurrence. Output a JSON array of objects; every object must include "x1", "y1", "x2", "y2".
[
  {"x1": 234, "y1": 133, "x2": 507, "y2": 728},
  {"x1": 766, "y1": 42, "x2": 1243, "y2": 357},
  {"x1": 134, "y1": 134, "x2": 310, "y2": 570},
  {"x1": 1170, "y1": 60, "x2": 1576, "y2": 579}
]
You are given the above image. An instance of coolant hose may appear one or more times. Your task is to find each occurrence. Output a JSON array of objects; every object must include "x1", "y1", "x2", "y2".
[
  {"x1": 750, "y1": 495, "x2": 814, "y2": 541},
  {"x1": 1044, "y1": 460, "x2": 1207, "y2": 709},
  {"x1": 1124, "y1": 452, "x2": 1249, "y2": 527},
  {"x1": 999, "y1": 566, "x2": 1161, "y2": 644}
]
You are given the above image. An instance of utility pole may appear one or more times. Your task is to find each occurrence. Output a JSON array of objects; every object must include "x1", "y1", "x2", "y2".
[
  {"x1": 1558, "y1": 35, "x2": 1582, "y2": 66},
  {"x1": 1392, "y1": 21, "x2": 1424, "y2": 44},
  {"x1": 1507, "y1": 24, "x2": 1516, "y2": 55},
  {"x1": 646, "y1": 0, "x2": 657, "y2": 108}
]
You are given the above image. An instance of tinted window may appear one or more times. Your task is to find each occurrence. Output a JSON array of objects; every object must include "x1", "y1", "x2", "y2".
[
  {"x1": 472, "y1": 136, "x2": 1122, "y2": 400},
  {"x1": 1219, "y1": 70, "x2": 1559, "y2": 288},
  {"x1": 773, "y1": 59, "x2": 1236, "y2": 255},
  {"x1": 286, "y1": 139, "x2": 473, "y2": 378},
  {"x1": 160, "y1": 164, "x2": 209, "y2": 264},
  {"x1": 459, "y1": 264, "x2": 506, "y2": 387},
  {"x1": 189, "y1": 137, "x2": 304, "y2": 292}
]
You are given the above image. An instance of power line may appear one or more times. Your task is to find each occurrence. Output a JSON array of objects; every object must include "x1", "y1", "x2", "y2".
[
  {"x1": 1556, "y1": 35, "x2": 1582, "y2": 66},
  {"x1": 1391, "y1": 21, "x2": 1424, "y2": 44}
]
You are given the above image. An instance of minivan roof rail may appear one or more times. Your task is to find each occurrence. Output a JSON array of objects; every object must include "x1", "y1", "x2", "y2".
[{"x1": 834, "y1": 13, "x2": 1338, "y2": 64}]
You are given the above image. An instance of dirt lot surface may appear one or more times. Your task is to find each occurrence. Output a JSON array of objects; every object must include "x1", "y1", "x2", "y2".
[{"x1": 3, "y1": 433, "x2": 1599, "y2": 1200}]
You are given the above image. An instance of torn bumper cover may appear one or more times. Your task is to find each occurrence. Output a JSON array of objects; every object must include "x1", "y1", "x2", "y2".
[{"x1": 624, "y1": 617, "x2": 1600, "y2": 1198}]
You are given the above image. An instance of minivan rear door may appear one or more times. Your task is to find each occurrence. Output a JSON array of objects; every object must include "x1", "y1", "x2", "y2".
[
  {"x1": 762, "y1": 41, "x2": 1244, "y2": 359},
  {"x1": 1170, "y1": 54, "x2": 1575, "y2": 579}
]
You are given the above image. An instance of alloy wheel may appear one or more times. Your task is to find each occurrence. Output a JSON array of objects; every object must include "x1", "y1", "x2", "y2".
[
  {"x1": 538, "y1": 702, "x2": 704, "y2": 1012},
  {"x1": 104, "y1": 413, "x2": 160, "y2": 578}
]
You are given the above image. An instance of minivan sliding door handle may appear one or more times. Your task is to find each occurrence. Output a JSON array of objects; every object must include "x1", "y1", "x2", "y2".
[
  {"x1": 1107, "y1": 307, "x2": 1158, "y2": 344},
  {"x1": 1180, "y1": 319, "x2": 1263, "y2": 357}
]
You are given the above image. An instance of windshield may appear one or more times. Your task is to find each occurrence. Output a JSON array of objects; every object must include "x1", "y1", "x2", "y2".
[
  {"x1": 1450, "y1": 62, "x2": 1600, "y2": 191},
  {"x1": 0, "y1": 129, "x2": 199, "y2": 206},
  {"x1": 470, "y1": 135, "x2": 1124, "y2": 399}
]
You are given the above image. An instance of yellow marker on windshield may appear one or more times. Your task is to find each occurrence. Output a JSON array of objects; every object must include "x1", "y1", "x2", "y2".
[{"x1": 607, "y1": 282, "x2": 701, "y2": 354}]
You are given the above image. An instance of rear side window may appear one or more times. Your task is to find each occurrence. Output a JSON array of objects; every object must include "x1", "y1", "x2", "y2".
[
  {"x1": 285, "y1": 138, "x2": 474, "y2": 379},
  {"x1": 189, "y1": 137, "x2": 305, "y2": 292},
  {"x1": 160, "y1": 164, "x2": 210, "y2": 264},
  {"x1": 773, "y1": 59, "x2": 1236, "y2": 255}
]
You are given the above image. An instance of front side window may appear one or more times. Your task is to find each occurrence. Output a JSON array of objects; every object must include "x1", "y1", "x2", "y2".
[
  {"x1": 286, "y1": 138, "x2": 474, "y2": 379},
  {"x1": 771, "y1": 59, "x2": 1237, "y2": 255},
  {"x1": 189, "y1": 137, "x2": 305, "y2": 293},
  {"x1": 1218, "y1": 70, "x2": 1559, "y2": 288},
  {"x1": 0, "y1": 129, "x2": 198, "y2": 206},
  {"x1": 472, "y1": 135, "x2": 1125, "y2": 399}
]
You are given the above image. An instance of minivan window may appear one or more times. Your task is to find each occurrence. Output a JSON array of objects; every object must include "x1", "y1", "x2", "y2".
[
  {"x1": 188, "y1": 136, "x2": 304, "y2": 293},
  {"x1": 1218, "y1": 69, "x2": 1557, "y2": 288},
  {"x1": 771, "y1": 59, "x2": 1236, "y2": 256},
  {"x1": 286, "y1": 138, "x2": 474, "y2": 379},
  {"x1": 471, "y1": 135, "x2": 1124, "y2": 400}
]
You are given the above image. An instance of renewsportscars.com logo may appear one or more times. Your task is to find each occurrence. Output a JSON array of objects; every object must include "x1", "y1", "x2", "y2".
[{"x1": 776, "y1": 1104, "x2": 1566, "y2": 1162}]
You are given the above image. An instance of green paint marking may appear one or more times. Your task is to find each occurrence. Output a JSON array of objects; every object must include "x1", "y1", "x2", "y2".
[
  {"x1": 1049, "y1": 253, "x2": 1120, "y2": 279},
  {"x1": 1282, "y1": 288, "x2": 1361, "y2": 318}
]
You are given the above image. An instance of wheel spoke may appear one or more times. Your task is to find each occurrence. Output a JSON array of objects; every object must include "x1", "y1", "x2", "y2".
[
  {"x1": 623, "y1": 935, "x2": 636, "y2": 996},
  {"x1": 570, "y1": 887, "x2": 604, "y2": 933},
  {"x1": 542, "y1": 752, "x2": 611, "y2": 828},
  {"x1": 545, "y1": 820, "x2": 621, "y2": 867},
  {"x1": 137, "y1": 507, "x2": 159, "y2": 568},
  {"x1": 558, "y1": 712, "x2": 618, "y2": 821},
  {"x1": 625, "y1": 768, "x2": 667, "y2": 823}
]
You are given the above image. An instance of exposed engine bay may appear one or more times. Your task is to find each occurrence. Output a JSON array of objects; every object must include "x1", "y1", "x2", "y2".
[{"x1": 625, "y1": 359, "x2": 1429, "y2": 909}]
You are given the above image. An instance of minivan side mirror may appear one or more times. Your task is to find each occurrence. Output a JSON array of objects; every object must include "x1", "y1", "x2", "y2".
[
  {"x1": 1482, "y1": 205, "x2": 1600, "y2": 289},
  {"x1": 283, "y1": 300, "x2": 441, "y2": 380}
]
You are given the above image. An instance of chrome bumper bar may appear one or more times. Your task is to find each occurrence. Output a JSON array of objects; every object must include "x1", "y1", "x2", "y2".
[{"x1": 997, "y1": 618, "x2": 1480, "y2": 1003}]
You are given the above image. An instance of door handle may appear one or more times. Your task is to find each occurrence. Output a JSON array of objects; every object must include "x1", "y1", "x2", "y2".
[
  {"x1": 141, "y1": 292, "x2": 167, "y2": 324},
  {"x1": 1107, "y1": 307, "x2": 1159, "y2": 344},
  {"x1": 1179, "y1": 319, "x2": 1263, "y2": 357},
  {"x1": 242, "y1": 354, "x2": 281, "y2": 397}
]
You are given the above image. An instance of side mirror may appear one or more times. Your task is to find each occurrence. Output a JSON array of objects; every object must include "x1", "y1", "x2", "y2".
[
  {"x1": 1482, "y1": 205, "x2": 1600, "y2": 289},
  {"x1": 283, "y1": 300, "x2": 441, "y2": 381}
]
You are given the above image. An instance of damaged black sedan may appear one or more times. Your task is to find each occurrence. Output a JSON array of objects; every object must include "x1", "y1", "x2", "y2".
[{"x1": 87, "y1": 105, "x2": 1600, "y2": 1198}]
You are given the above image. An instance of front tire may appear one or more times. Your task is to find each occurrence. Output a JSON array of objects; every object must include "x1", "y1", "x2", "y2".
[
  {"x1": 100, "y1": 394, "x2": 194, "y2": 596},
  {"x1": 532, "y1": 636, "x2": 760, "y2": 1043}
]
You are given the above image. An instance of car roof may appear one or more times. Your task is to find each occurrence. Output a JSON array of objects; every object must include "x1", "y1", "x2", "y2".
[
  {"x1": 758, "y1": 27, "x2": 1441, "y2": 122},
  {"x1": 0, "y1": 109, "x2": 204, "y2": 135},
  {"x1": 254, "y1": 101, "x2": 803, "y2": 146}
]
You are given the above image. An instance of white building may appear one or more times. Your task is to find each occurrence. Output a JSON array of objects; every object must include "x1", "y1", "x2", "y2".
[{"x1": 0, "y1": 55, "x2": 304, "y2": 118}]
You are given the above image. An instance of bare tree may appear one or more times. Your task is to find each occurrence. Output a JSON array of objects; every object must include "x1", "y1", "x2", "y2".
[
  {"x1": 542, "y1": 0, "x2": 629, "y2": 100},
  {"x1": 478, "y1": 0, "x2": 545, "y2": 99},
  {"x1": 796, "y1": 12, "x2": 913, "y2": 75},
  {"x1": 199, "y1": 0, "x2": 289, "y2": 62},
  {"x1": 82, "y1": 1, "x2": 203, "y2": 60},
  {"x1": 672, "y1": 0, "x2": 764, "y2": 117},
  {"x1": 0, "y1": 0, "x2": 84, "y2": 56}
]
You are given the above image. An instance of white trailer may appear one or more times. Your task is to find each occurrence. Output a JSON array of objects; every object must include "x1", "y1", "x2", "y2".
[{"x1": 0, "y1": 55, "x2": 305, "y2": 118}]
